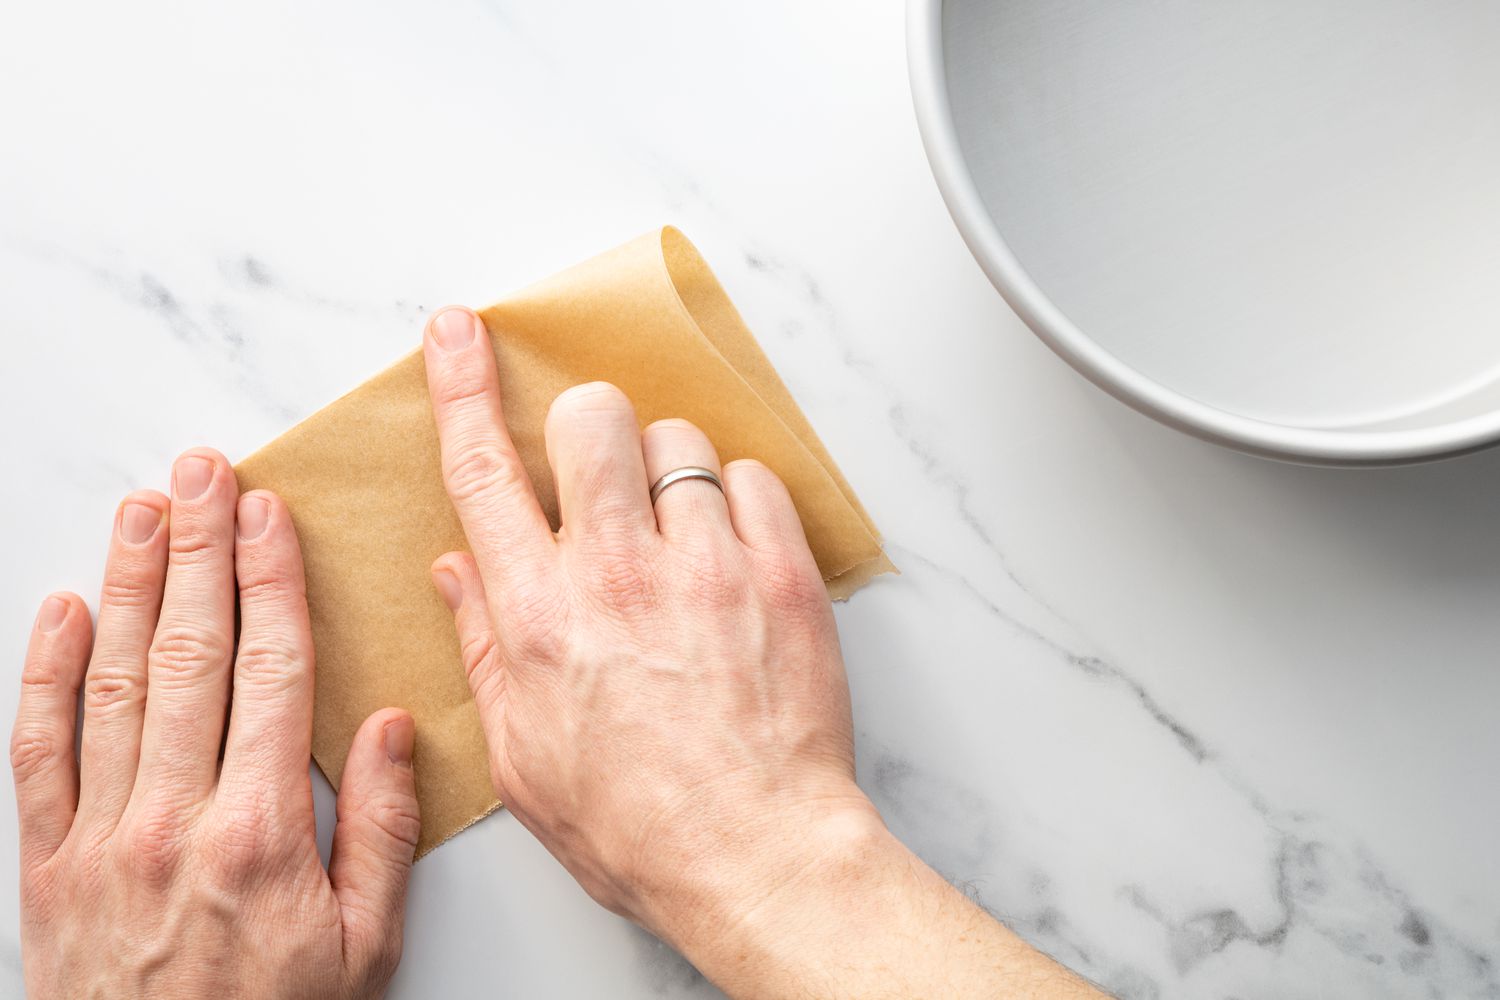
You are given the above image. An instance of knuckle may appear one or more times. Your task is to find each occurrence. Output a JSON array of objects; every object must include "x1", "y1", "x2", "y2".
[
  {"x1": 236, "y1": 572, "x2": 301, "y2": 608},
  {"x1": 566, "y1": 464, "x2": 611, "y2": 511},
  {"x1": 459, "y1": 628, "x2": 499, "y2": 681},
  {"x1": 570, "y1": 462, "x2": 642, "y2": 520},
  {"x1": 433, "y1": 357, "x2": 492, "y2": 410},
  {"x1": 353, "y1": 931, "x2": 405, "y2": 990},
  {"x1": 503, "y1": 586, "x2": 569, "y2": 665},
  {"x1": 99, "y1": 573, "x2": 159, "y2": 611},
  {"x1": 374, "y1": 936, "x2": 405, "y2": 983},
  {"x1": 207, "y1": 804, "x2": 276, "y2": 878},
  {"x1": 585, "y1": 549, "x2": 658, "y2": 615},
  {"x1": 548, "y1": 384, "x2": 636, "y2": 446},
  {"x1": 150, "y1": 625, "x2": 229, "y2": 680},
  {"x1": 9, "y1": 731, "x2": 58, "y2": 783},
  {"x1": 444, "y1": 444, "x2": 530, "y2": 507},
  {"x1": 550, "y1": 380, "x2": 630, "y2": 418},
  {"x1": 723, "y1": 457, "x2": 775, "y2": 482},
  {"x1": 755, "y1": 549, "x2": 827, "y2": 614},
  {"x1": 555, "y1": 398, "x2": 635, "y2": 444},
  {"x1": 675, "y1": 543, "x2": 747, "y2": 610},
  {"x1": 20, "y1": 652, "x2": 66, "y2": 691},
  {"x1": 233, "y1": 634, "x2": 306, "y2": 689},
  {"x1": 643, "y1": 416, "x2": 701, "y2": 437},
  {"x1": 346, "y1": 791, "x2": 423, "y2": 851},
  {"x1": 83, "y1": 662, "x2": 145, "y2": 712},
  {"x1": 366, "y1": 792, "x2": 422, "y2": 851},
  {"x1": 122, "y1": 810, "x2": 188, "y2": 886},
  {"x1": 167, "y1": 526, "x2": 223, "y2": 564}
]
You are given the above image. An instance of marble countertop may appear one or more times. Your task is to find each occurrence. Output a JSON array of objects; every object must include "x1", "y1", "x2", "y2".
[{"x1": 4, "y1": 2, "x2": 1499, "y2": 997}]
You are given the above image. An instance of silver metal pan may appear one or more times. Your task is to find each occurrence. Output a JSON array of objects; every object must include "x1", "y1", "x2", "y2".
[{"x1": 909, "y1": 0, "x2": 1500, "y2": 465}]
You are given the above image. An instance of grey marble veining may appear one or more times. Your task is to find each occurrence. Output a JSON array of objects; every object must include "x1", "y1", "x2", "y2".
[{"x1": 3, "y1": 2, "x2": 1499, "y2": 998}]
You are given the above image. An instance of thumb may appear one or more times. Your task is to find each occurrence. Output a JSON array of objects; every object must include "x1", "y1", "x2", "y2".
[
  {"x1": 430, "y1": 552, "x2": 509, "y2": 796},
  {"x1": 330, "y1": 708, "x2": 421, "y2": 987},
  {"x1": 430, "y1": 551, "x2": 500, "y2": 695}
]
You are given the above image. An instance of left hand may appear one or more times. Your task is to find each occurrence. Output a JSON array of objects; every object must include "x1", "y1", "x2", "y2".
[{"x1": 12, "y1": 450, "x2": 420, "y2": 999}]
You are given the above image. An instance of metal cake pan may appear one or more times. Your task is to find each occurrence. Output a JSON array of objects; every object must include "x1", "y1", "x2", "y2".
[{"x1": 909, "y1": 0, "x2": 1500, "y2": 465}]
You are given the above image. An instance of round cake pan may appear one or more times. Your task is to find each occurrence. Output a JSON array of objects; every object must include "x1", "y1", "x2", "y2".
[{"x1": 909, "y1": 0, "x2": 1500, "y2": 466}]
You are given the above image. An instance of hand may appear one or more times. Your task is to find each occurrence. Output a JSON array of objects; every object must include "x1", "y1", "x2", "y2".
[
  {"x1": 421, "y1": 307, "x2": 1108, "y2": 999},
  {"x1": 421, "y1": 306, "x2": 872, "y2": 925},
  {"x1": 13, "y1": 451, "x2": 421, "y2": 1000}
]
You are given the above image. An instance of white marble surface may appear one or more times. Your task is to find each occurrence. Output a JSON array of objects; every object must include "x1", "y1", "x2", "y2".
[{"x1": 3, "y1": 2, "x2": 1499, "y2": 997}]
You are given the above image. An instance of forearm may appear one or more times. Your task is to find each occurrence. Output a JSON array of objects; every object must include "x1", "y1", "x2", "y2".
[{"x1": 647, "y1": 805, "x2": 1108, "y2": 999}]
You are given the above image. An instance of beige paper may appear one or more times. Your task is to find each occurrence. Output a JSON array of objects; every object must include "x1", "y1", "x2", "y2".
[{"x1": 235, "y1": 228, "x2": 893, "y2": 856}]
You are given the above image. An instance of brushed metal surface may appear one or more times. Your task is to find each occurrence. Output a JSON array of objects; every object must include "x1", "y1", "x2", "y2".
[{"x1": 912, "y1": 0, "x2": 1500, "y2": 463}]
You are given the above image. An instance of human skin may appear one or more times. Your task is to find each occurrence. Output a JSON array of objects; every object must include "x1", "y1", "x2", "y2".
[
  {"x1": 12, "y1": 453, "x2": 420, "y2": 999},
  {"x1": 15, "y1": 306, "x2": 1106, "y2": 999},
  {"x1": 420, "y1": 305, "x2": 1108, "y2": 999}
]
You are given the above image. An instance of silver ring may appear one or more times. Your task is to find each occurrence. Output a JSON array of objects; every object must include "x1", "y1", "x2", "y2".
[{"x1": 649, "y1": 466, "x2": 724, "y2": 505}]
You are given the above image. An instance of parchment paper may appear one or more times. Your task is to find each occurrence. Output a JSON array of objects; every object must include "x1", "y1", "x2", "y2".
[{"x1": 235, "y1": 227, "x2": 893, "y2": 856}]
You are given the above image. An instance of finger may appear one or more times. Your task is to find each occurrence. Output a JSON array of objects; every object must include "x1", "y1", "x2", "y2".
[
  {"x1": 722, "y1": 459, "x2": 820, "y2": 568},
  {"x1": 422, "y1": 306, "x2": 554, "y2": 585},
  {"x1": 722, "y1": 460, "x2": 836, "y2": 638},
  {"x1": 12, "y1": 593, "x2": 91, "y2": 869},
  {"x1": 137, "y1": 449, "x2": 238, "y2": 802},
  {"x1": 430, "y1": 553, "x2": 505, "y2": 772},
  {"x1": 330, "y1": 709, "x2": 420, "y2": 988},
  {"x1": 640, "y1": 418, "x2": 731, "y2": 540},
  {"x1": 75, "y1": 491, "x2": 168, "y2": 829},
  {"x1": 217, "y1": 491, "x2": 315, "y2": 801},
  {"x1": 545, "y1": 382, "x2": 654, "y2": 543}
]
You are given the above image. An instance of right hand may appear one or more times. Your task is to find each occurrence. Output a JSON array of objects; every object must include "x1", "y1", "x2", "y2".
[
  {"x1": 420, "y1": 306, "x2": 1109, "y2": 1000},
  {"x1": 420, "y1": 306, "x2": 878, "y2": 945}
]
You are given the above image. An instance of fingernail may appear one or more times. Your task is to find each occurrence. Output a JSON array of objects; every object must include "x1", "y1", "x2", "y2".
[
  {"x1": 431, "y1": 308, "x2": 476, "y2": 351},
  {"x1": 237, "y1": 495, "x2": 270, "y2": 540},
  {"x1": 384, "y1": 716, "x2": 415, "y2": 766},
  {"x1": 120, "y1": 502, "x2": 161, "y2": 545},
  {"x1": 37, "y1": 595, "x2": 69, "y2": 633},
  {"x1": 432, "y1": 567, "x2": 462, "y2": 611},
  {"x1": 173, "y1": 456, "x2": 215, "y2": 501}
]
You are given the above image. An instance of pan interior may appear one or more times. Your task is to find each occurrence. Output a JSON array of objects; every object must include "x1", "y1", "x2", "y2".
[{"x1": 944, "y1": 0, "x2": 1500, "y2": 431}]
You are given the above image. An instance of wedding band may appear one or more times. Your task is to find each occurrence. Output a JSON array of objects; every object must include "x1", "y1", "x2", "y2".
[{"x1": 649, "y1": 466, "x2": 724, "y2": 505}]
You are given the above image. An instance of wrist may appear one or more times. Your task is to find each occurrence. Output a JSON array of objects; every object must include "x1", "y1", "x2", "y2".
[{"x1": 638, "y1": 791, "x2": 908, "y2": 989}]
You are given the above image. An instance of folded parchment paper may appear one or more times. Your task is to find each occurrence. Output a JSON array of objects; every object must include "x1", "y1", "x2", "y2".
[{"x1": 236, "y1": 228, "x2": 893, "y2": 856}]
